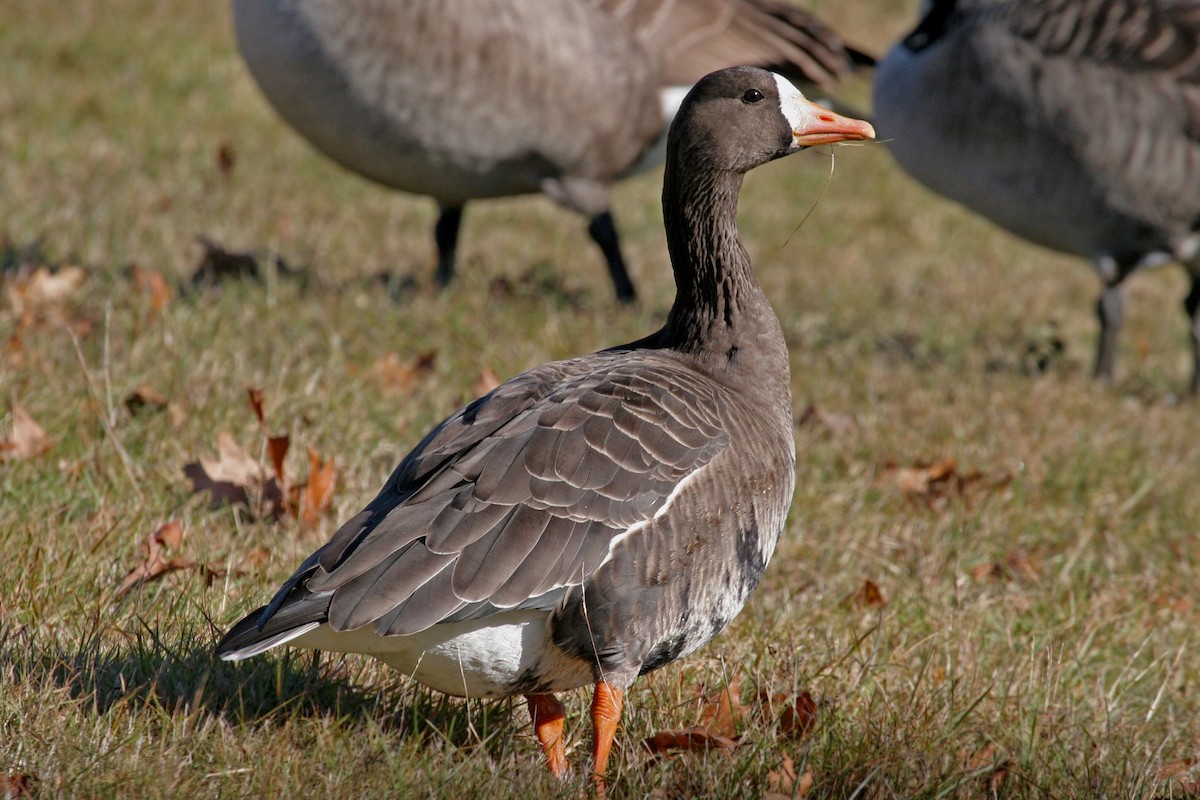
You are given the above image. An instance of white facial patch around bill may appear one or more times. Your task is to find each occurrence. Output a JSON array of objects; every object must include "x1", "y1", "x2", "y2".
[{"x1": 772, "y1": 72, "x2": 813, "y2": 149}]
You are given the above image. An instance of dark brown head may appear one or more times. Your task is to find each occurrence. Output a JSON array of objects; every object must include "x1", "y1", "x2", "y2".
[{"x1": 667, "y1": 66, "x2": 874, "y2": 175}]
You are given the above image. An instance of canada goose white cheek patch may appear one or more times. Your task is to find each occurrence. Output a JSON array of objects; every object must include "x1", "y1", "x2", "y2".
[{"x1": 772, "y1": 72, "x2": 810, "y2": 146}]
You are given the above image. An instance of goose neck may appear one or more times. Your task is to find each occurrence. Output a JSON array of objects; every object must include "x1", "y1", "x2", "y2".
[{"x1": 661, "y1": 164, "x2": 758, "y2": 345}]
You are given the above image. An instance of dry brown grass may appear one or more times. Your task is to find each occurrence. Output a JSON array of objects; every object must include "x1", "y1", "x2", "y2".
[{"x1": 4, "y1": 0, "x2": 1200, "y2": 797}]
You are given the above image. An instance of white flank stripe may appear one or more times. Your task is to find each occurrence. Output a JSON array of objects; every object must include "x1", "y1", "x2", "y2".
[
  {"x1": 536, "y1": 462, "x2": 712, "y2": 595},
  {"x1": 609, "y1": 462, "x2": 708, "y2": 549}
]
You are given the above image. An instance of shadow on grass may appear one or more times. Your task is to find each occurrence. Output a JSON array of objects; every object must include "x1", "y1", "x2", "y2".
[{"x1": 1, "y1": 621, "x2": 525, "y2": 753}]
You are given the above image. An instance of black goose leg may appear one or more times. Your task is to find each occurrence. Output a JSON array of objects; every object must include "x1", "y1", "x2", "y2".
[
  {"x1": 1185, "y1": 273, "x2": 1200, "y2": 395},
  {"x1": 434, "y1": 204, "x2": 464, "y2": 289},
  {"x1": 587, "y1": 211, "x2": 637, "y2": 303},
  {"x1": 1094, "y1": 280, "x2": 1125, "y2": 383}
]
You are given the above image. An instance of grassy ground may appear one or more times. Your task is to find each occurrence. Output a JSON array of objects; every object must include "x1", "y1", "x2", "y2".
[{"x1": 4, "y1": 0, "x2": 1200, "y2": 797}]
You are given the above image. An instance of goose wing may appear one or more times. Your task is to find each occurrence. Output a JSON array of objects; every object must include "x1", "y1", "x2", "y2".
[
  {"x1": 970, "y1": 0, "x2": 1200, "y2": 233},
  {"x1": 591, "y1": 0, "x2": 871, "y2": 88},
  {"x1": 221, "y1": 350, "x2": 729, "y2": 654},
  {"x1": 999, "y1": 0, "x2": 1200, "y2": 79}
]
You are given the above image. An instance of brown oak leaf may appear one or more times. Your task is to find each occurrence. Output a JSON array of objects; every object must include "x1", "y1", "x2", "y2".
[
  {"x1": 131, "y1": 264, "x2": 173, "y2": 317},
  {"x1": 0, "y1": 403, "x2": 51, "y2": 462},
  {"x1": 765, "y1": 755, "x2": 814, "y2": 799},
  {"x1": 1, "y1": 773, "x2": 37, "y2": 798},
  {"x1": 115, "y1": 521, "x2": 195, "y2": 598},
  {"x1": 851, "y1": 578, "x2": 887, "y2": 609},
  {"x1": 182, "y1": 432, "x2": 284, "y2": 517},
  {"x1": 642, "y1": 728, "x2": 739, "y2": 756},
  {"x1": 370, "y1": 350, "x2": 438, "y2": 394},
  {"x1": 299, "y1": 448, "x2": 336, "y2": 526},
  {"x1": 124, "y1": 384, "x2": 169, "y2": 416},
  {"x1": 797, "y1": 404, "x2": 857, "y2": 438}
]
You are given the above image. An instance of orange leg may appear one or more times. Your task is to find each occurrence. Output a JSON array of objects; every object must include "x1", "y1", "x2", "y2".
[
  {"x1": 590, "y1": 681, "x2": 624, "y2": 792},
  {"x1": 525, "y1": 693, "x2": 568, "y2": 778}
]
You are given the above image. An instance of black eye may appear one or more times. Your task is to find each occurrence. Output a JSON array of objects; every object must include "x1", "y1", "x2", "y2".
[{"x1": 742, "y1": 88, "x2": 764, "y2": 104}]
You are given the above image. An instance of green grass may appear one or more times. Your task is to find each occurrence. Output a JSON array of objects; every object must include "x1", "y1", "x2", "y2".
[{"x1": 4, "y1": 0, "x2": 1200, "y2": 796}]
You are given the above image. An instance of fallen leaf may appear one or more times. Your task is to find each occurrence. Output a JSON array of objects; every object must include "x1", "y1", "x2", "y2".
[
  {"x1": 473, "y1": 367, "x2": 502, "y2": 396},
  {"x1": 370, "y1": 350, "x2": 438, "y2": 394},
  {"x1": 267, "y1": 434, "x2": 290, "y2": 487},
  {"x1": 1158, "y1": 770, "x2": 1200, "y2": 799},
  {"x1": 876, "y1": 457, "x2": 1012, "y2": 510},
  {"x1": 184, "y1": 431, "x2": 264, "y2": 506},
  {"x1": 695, "y1": 676, "x2": 745, "y2": 738},
  {"x1": 131, "y1": 264, "x2": 173, "y2": 316},
  {"x1": 5, "y1": 264, "x2": 86, "y2": 315},
  {"x1": 168, "y1": 402, "x2": 189, "y2": 428},
  {"x1": 971, "y1": 546, "x2": 1039, "y2": 584},
  {"x1": 1153, "y1": 594, "x2": 1193, "y2": 614},
  {"x1": 124, "y1": 383, "x2": 169, "y2": 416},
  {"x1": 1159, "y1": 758, "x2": 1198, "y2": 781},
  {"x1": 766, "y1": 755, "x2": 813, "y2": 799},
  {"x1": 235, "y1": 546, "x2": 271, "y2": 572},
  {"x1": 6, "y1": 331, "x2": 25, "y2": 368},
  {"x1": 201, "y1": 546, "x2": 272, "y2": 587},
  {"x1": 960, "y1": 743, "x2": 1010, "y2": 795},
  {"x1": 2, "y1": 773, "x2": 36, "y2": 797},
  {"x1": 182, "y1": 431, "x2": 283, "y2": 517},
  {"x1": 779, "y1": 690, "x2": 819, "y2": 739},
  {"x1": 0, "y1": 403, "x2": 51, "y2": 462},
  {"x1": 797, "y1": 404, "x2": 857, "y2": 438},
  {"x1": 642, "y1": 728, "x2": 738, "y2": 756},
  {"x1": 880, "y1": 457, "x2": 957, "y2": 496},
  {"x1": 247, "y1": 387, "x2": 266, "y2": 427},
  {"x1": 117, "y1": 522, "x2": 270, "y2": 596},
  {"x1": 299, "y1": 448, "x2": 336, "y2": 525},
  {"x1": 643, "y1": 678, "x2": 748, "y2": 757},
  {"x1": 851, "y1": 578, "x2": 887, "y2": 609},
  {"x1": 216, "y1": 139, "x2": 236, "y2": 177},
  {"x1": 115, "y1": 521, "x2": 196, "y2": 598}
]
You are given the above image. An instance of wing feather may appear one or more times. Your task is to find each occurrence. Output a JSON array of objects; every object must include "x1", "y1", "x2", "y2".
[
  {"x1": 327, "y1": 544, "x2": 455, "y2": 630},
  {"x1": 237, "y1": 351, "x2": 729, "y2": 649},
  {"x1": 490, "y1": 517, "x2": 575, "y2": 607},
  {"x1": 374, "y1": 565, "x2": 468, "y2": 636},
  {"x1": 980, "y1": 0, "x2": 1200, "y2": 234},
  {"x1": 450, "y1": 505, "x2": 553, "y2": 600},
  {"x1": 590, "y1": 0, "x2": 869, "y2": 87}
]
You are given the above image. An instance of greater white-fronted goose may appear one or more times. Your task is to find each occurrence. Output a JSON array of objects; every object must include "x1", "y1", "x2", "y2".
[
  {"x1": 216, "y1": 66, "x2": 874, "y2": 783},
  {"x1": 232, "y1": 0, "x2": 871, "y2": 301},
  {"x1": 874, "y1": 0, "x2": 1200, "y2": 391}
]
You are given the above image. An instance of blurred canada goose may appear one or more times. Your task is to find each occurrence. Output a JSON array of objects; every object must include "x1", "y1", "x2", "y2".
[
  {"x1": 217, "y1": 67, "x2": 874, "y2": 783},
  {"x1": 232, "y1": 0, "x2": 871, "y2": 301},
  {"x1": 874, "y1": 0, "x2": 1200, "y2": 391}
]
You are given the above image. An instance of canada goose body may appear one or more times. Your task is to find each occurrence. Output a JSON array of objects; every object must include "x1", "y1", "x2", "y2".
[
  {"x1": 234, "y1": 0, "x2": 662, "y2": 208},
  {"x1": 217, "y1": 66, "x2": 875, "y2": 780},
  {"x1": 232, "y1": 0, "x2": 867, "y2": 300},
  {"x1": 874, "y1": 0, "x2": 1200, "y2": 390}
]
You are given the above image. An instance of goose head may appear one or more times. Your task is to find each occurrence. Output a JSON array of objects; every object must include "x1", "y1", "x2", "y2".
[{"x1": 667, "y1": 66, "x2": 875, "y2": 175}]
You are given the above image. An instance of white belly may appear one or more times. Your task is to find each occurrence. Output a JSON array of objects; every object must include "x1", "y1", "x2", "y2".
[{"x1": 291, "y1": 609, "x2": 592, "y2": 698}]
